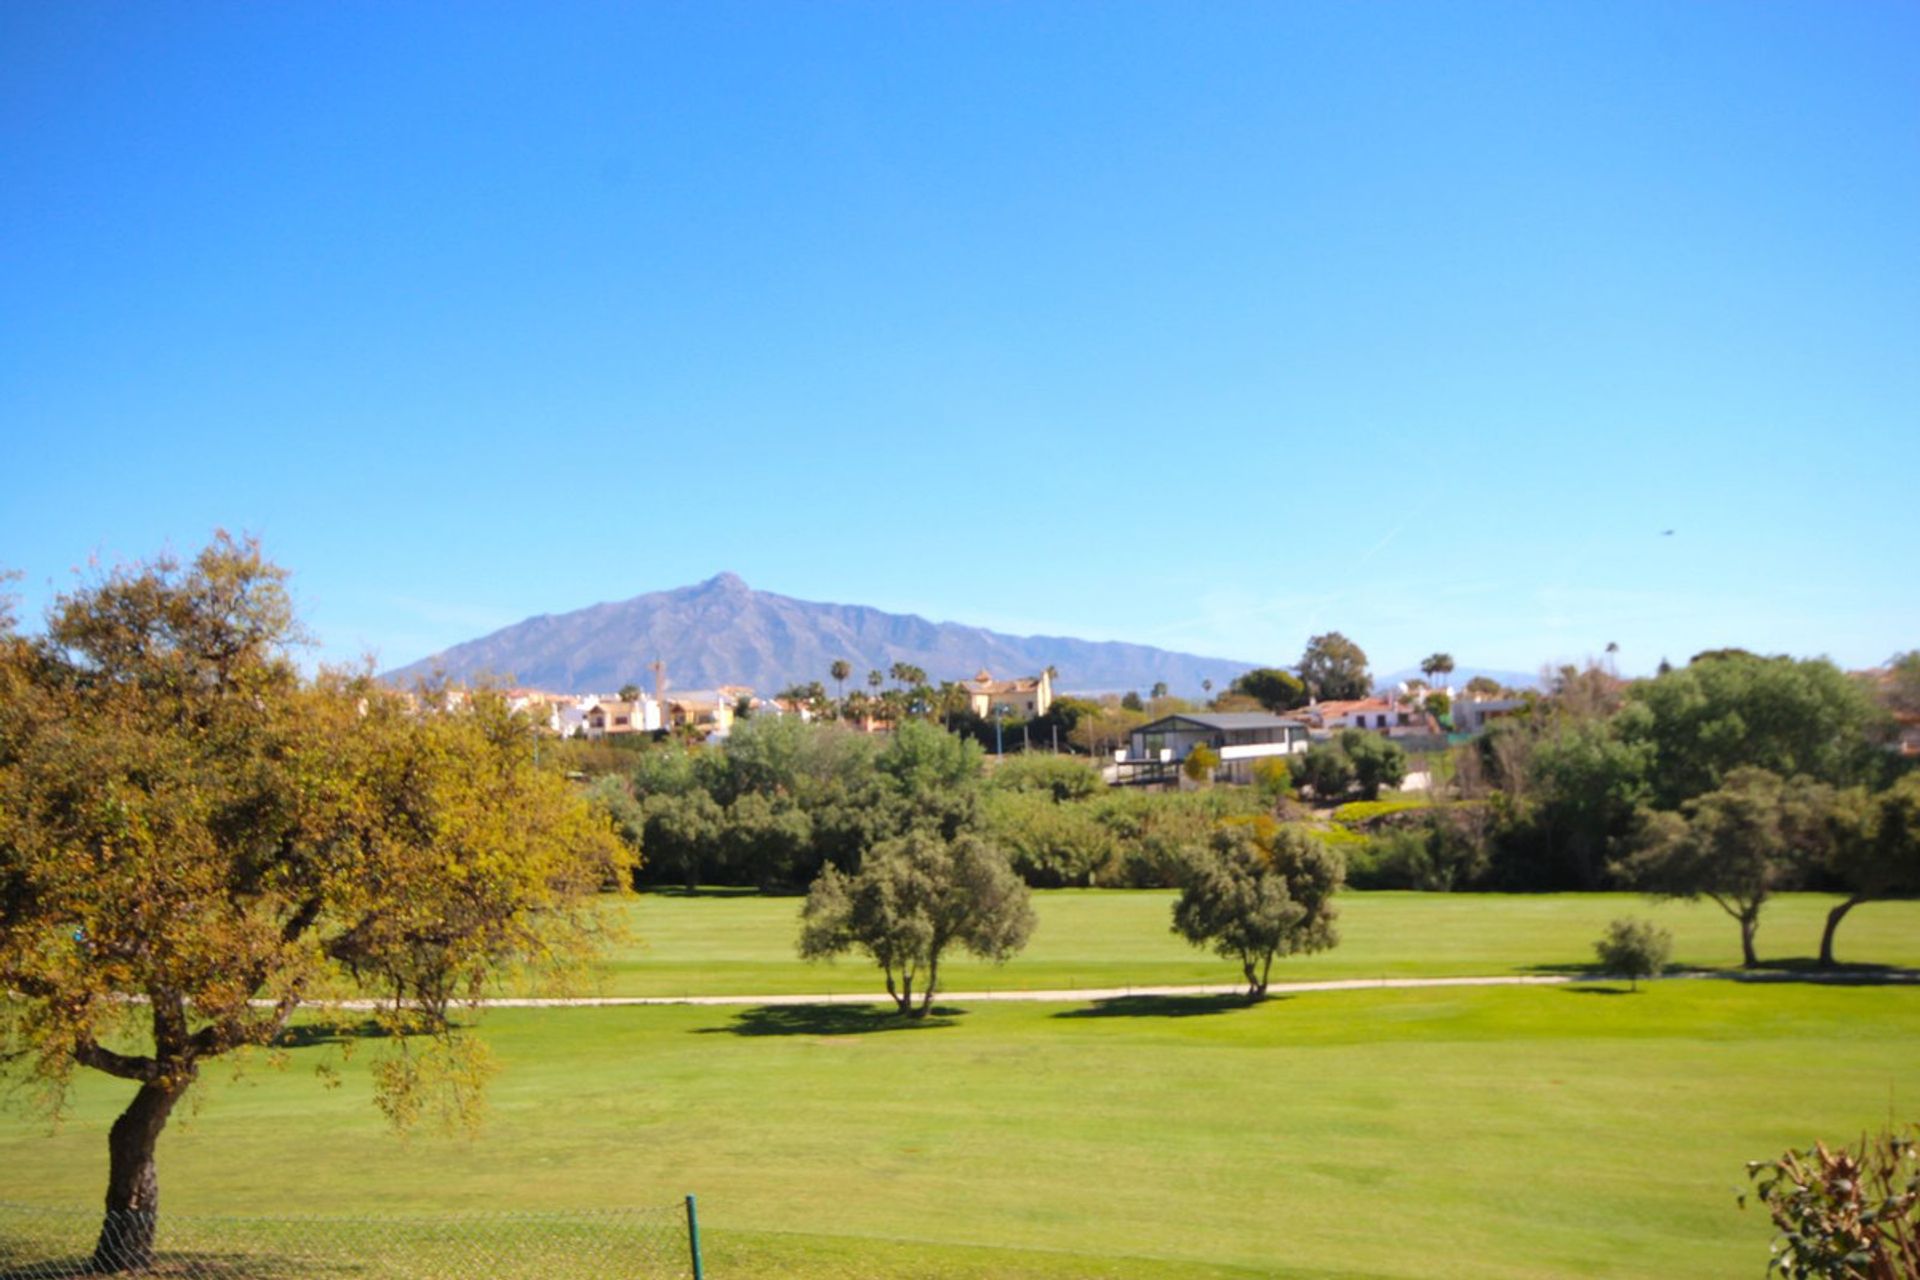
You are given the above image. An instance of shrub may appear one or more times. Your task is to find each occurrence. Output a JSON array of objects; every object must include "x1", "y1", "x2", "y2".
[
  {"x1": 1183, "y1": 743, "x2": 1221, "y2": 785},
  {"x1": 1331, "y1": 796, "x2": 1427, "y2": 825},
  {"x1": 1742, "y1": 1124, "x2": 1919, "y2": 1277},
  {"x1": 1251, "y1": 756, "x2": 1293, "y2": 801},
  {"x1": 987, "y1": 752, "x2": 1104, "y2": 802},
  {"x1": 1592, "y1": 917, "x2": 1673, "y2": 990},
  {"x1": 1348, "y1": 818, "x2": 1490, "y2": 891},
  {"x1": 1293, "y1": 744, "x2": 1356, "y2": 801}
]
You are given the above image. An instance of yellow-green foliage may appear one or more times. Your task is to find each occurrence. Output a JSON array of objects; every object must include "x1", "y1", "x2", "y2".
[{"x1": 1332, "y1": 796, "x2": 1428, "y2": 825}]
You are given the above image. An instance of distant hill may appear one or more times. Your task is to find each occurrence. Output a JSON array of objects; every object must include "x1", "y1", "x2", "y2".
[{"x1": 380, "y1": 573, "x2": 1261, "y2": 698}]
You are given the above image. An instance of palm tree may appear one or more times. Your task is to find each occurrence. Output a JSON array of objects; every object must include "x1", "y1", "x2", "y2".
[
  {"x1": 1420, "y1": 652, "x2": 1455, "y2": 689},
  {"x1": 830, "y1": 659, "x2": 851, "y2": 704},
  {"x1": 867, "y1": 669, "x2": 883, "y2": 693}
]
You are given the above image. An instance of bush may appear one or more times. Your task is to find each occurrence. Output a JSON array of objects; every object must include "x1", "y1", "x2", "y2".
[
  {"x1": 1183, "y1": 744, "x2": 1221, "y2": 785},
  {"x1": 1293, "y1": 744, "x2": 1356, "y2": 801},
  {"x1": 1339, "y1": 729, "x2": 1408, "y2": 801},
  {"x1": 1742, "y1": 1124, "x2": 1919, "y2": 1277},
  {"x1": 1331, "y1": 796, "x2": 1427, "y2": 825},
  {"x1": 1592, "y1": 917, "x2": 1672, "y2": 990},
  {"x1": 1251, "y1": 756, "x2": 1293, "y2": 802},
  {"x1": 1348, "y1": 817, "x2": 1490, "y2": 891},
  {"x1": 986, "y1": 752, "x2": 1104, "y2": 802}
]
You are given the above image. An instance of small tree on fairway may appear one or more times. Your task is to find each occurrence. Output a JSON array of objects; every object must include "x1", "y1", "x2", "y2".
[
  {"x1": 798, "y1": 829, "x2": 1034, "y2": 1016},
  {"x1": 1593, "y1": 918, "x2": 1672, "y2": 990},
  {"x1": 1171, "y1": 824, "x2": 1343, "y2": 999}
]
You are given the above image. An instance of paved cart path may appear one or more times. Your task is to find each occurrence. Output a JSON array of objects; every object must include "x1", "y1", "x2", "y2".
[{"x1": 318, "y1": 973, "x2": 1580, "y2": 1009}]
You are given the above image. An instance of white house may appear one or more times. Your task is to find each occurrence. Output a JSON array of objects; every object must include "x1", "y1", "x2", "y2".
[{"x1": 1120, "y1": 712, "x2": 1311, "y2": 785}]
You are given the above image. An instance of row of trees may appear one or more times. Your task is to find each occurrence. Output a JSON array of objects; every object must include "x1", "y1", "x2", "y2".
[
  {"x1": 795, "y1": 808, "x2": 1346, "y2": 1013},
  {"x1": 1379, "y1": 650, "x2": 1919, "y2": 966}
]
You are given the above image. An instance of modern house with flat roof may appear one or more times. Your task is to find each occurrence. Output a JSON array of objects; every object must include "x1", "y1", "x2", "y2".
[{"x1": 1120, "y1": 712, "x2": 1310, "y2": 785}]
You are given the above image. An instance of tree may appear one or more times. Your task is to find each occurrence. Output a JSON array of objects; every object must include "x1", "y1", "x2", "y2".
[
  {"x1": 1885, "y1": 650, "x2": 1920, "y2": 716},
  {"x1": 0, "y1": 537, "x2": 626, "y2": 1271},
  {"x1": 798, "y1": 829, "x2": 1034, "y2": 1016},
  {"x1": 618, "y1": 682, "x2": 642, "y2": 702},
  {"x1": 1465, "y1": 675, "x2": 1504, "y2": 698},
  {"x1": 1229, "y1": 668, "x2": 1308, "y2": 713},
  {"x1": 830, "y1": 658, "x2": 851, "y2": 699},
  {"x1": 1150, "y1": 680, "x2": 1169, "y2": 700},
  {"x1": 1171, "y1": 823, "x2": 1343, "y2": 998},
  {"x1": 1120, "y1": 690, "x2": 1144, "y2": 712},
  {"x1": 1420, "y1": 653, "x2": 1455, "y2": 687},
  {"x1": 1622, "y1": 652, "x2": 1884, "y2": 809},
  {"x1": 1293, "y1": 742, "x2": 1357, "y2": 801},
  {"x1": 1339, "y1": 728, "x2": 1407, "y2": 801},
  {"x1": 1298, "y1": 633, "x2": 1371, "y2": 701},
  {"x1": 1614, "y1": 767, "x2": 1833, "y2": 967},
  {"x1": 1592, "y1": 918, "x2": 1671, "y2": 991},
  {"x1": 867, "y1": 668, "x2": 884, "y2": 692},
  {"x1": 1819, "y1": 775, "x2": 1920, "y2": 968}
]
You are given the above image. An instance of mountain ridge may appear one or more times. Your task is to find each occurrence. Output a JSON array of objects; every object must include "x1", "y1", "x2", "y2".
[{"x1": 380, "y1": 574, "x2": 1264, "y2": 698}]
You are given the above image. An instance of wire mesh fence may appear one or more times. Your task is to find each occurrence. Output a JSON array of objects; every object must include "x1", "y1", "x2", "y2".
[{"x1": 0, "y1": 1200, "x2": 701, "y2": 1280}]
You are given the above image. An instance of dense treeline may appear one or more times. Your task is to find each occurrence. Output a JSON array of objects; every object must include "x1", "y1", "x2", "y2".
[
  {"x1": 584, "y1": 716, "x2": 1268, "y2": 891},
  {"x1": 1348, "y1": 651, "x2": 1918, "y2": 965},
  {"x1": 579, "y1": 647, "x2": 1916, "y2": 965}
]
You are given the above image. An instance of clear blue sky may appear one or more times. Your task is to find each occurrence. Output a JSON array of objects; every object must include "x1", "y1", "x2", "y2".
[{"x1": 3, "y1": 2, "x2": 1915, "y2": 681}]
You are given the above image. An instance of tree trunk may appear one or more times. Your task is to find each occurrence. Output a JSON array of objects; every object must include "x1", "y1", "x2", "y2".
[
  {"x1": 916, "y1": 958, "x2": 940, "y2": 1018},
  {"x1": 1740, "y1": 911, "x2": 1760, "y2": 969},
  {"x1": 91, "y1": 1079, "x2": 190, "y2": 1273},
  {"x1": 1819, "y1": 897, "x2": 1864, "y2": 969}
]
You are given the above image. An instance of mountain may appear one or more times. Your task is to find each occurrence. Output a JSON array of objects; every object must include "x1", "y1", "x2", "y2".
[{"x1": 380, "y1": 573, "x2": 1261, "y2": 698}]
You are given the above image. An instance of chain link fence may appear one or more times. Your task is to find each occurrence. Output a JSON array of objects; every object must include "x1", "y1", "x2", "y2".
[{"x1": 0, "y1": 1200, "x2": 702, "y2": 1280}]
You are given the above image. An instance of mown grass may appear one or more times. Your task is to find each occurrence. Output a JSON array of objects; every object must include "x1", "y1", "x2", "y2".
[
  {"x1": 550, "y1": 890, "x2": 1920, "y2": 998},
  {"x1": 4, "y1": 981, "x2": 1915, "y2": 1278}
]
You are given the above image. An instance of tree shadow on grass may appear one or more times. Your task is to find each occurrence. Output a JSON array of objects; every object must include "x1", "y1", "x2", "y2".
[
  {"x1": 1720, "y1": 958, "x2": 1920, "y2": 986},
  {"x1": 0, "y1": 1253, "x2": 318, "y2": 1279},
  {"x1": 695, "y1": 1003, "x2": 965, "y2": 1037},
  {"x1": 1560, "y1": 985, "x2": 1634, "y2": 996},
  {"x1": 1052, "y1": 993, "x2": 1271, "y2": 1020},
  {"x1": 643, "y1": 885, "x2": 774, "y2": 899},
  {"x1": 275, "y1": 1018, "x2": 397, "y2": 1049}
]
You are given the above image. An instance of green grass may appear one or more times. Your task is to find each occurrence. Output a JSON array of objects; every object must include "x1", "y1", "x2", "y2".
[
  {"x1": 4, "y1": 981, "x2": 1916, "y2": 1278},
  {"x1": 555, "y1": 890, "x2": 1920, "y2": 998}
]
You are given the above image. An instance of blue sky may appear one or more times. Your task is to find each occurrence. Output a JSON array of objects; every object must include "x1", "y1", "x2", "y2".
[{"x1": 3, "y1": 2, "x2": 1915, "y2": 682}]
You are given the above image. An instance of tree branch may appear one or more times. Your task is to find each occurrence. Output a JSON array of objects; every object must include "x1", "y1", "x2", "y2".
[{"x1": 73, "y1": 1038, "x2": 155, "y2": 1082}]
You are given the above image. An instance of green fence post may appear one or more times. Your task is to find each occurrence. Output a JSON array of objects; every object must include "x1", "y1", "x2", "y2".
[{"x1": 684, "y1": 1194, "x2": 704, "y2": 1280}]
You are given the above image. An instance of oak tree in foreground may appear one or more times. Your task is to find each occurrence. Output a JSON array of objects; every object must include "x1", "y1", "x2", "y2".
[
  {"x1": 798, "y1": 828, "x2": 1034, "y2": 1017},
  {"x1": 1172, "y1": 823, "x2": 1343, "y2": 999},
  {"x1": 0, "y1": 537, "x2": 627, "y2": 1272}
]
